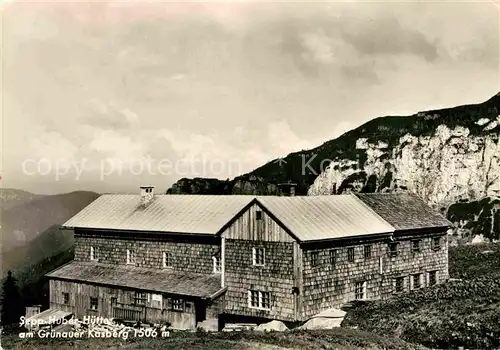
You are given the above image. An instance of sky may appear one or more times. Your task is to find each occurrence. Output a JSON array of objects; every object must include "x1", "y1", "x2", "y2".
[{"x1": 1, "y1": 0, "x2": 499, "y2": 195}]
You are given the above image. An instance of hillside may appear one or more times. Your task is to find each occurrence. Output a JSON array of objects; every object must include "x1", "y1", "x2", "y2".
[
  {"x1": 0, "y1": 189, "x2": 43, "y2": 211},
  {"x1": 1, "y1": 189, "x2": 99, "y2": 275},
  {"x1": 167, "y1": 93, "x2": 500, "y2": 240},
  {"x1": 3, "y1": 323, "x2": 423, "y2": 349},
  {"x1": 343, "y1": 242, "x2": 500, "y2": 349}
]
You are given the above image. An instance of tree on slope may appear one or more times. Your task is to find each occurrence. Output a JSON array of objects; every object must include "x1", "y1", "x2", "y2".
[{"x1": 1, "y1": 270, "x2": 23, "y2": 325}]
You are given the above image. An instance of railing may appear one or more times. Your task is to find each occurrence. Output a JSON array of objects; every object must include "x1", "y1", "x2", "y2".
[{"x1": 112, "y1": 307, "x2": 143, "y2": 321}]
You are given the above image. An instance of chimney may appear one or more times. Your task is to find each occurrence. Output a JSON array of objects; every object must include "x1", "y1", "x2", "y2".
[
  {"x1": 278, "y1": 181, "x2": 297, "y2": 197},
  {"x1": 140, "y1": 185, "x2": 155, "y2": 206}
]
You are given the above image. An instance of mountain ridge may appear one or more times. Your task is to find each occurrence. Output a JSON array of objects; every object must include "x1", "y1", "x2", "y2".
[
  {"x1": 167, "y1": 92, "x2": 500, "y2": 240},
  {"x1": 1, "y1": 189, "x2": 100, "y2": 275}
]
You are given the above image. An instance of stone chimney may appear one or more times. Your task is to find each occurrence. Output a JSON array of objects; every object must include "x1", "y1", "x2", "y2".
[
  {"x1": 278, "y1": 182, "x2": 297, "y2": 196},
  {"x1": 140, "y1": 185, "x2": 155, "y2": 206}
]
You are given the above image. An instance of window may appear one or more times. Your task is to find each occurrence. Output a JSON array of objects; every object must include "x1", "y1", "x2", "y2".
[
  {"x1": 395, "y1": 277, "x2": 405, "y2": 293},
  {"x1": 311, "y1": 251, "x2": 319, "y2": 267},
  {"x1": 432, "y1": 237, "x2": 442, "y2": 250},
  {"x1": 253, "y1": 247, "x2": 265, "y2": 266},
  {"x1": 412, "y1": 274, "x2": 422, "y2": 290},
  {"x1": 256, "y1": 210, "x2": 263, "y2": 220},
  {"x1": 213, "y1": 255, "x2": 221, "y2": 273},
  {"x1": 364, "y1": 245, "x2": 372, "y2": 259},
  {"x1": 389, "y1": 242, "x2": 399, "y2": 257},
  {"x1": 329, "y1": 249, "x2": 337, "y2": 265},
  {"x1": 255, "y1": 210, "x2": 265, "y2": 234},
  {"x1": 162, "y1": 252, "x2": 172, "y2": 268},
  {"x1": 63, "y1": 292, "x2": 69, "y2": 305},
  {"x1": 90, "y1": 297, "x2": 98, "y2": 310},
  {"x1": 428, "y1": 271, "x2": 438, "y2": 286},
  {"x1": 126, "y1": 249, "x2": 135, "y2": 265},
  {"x1": 249, "y1": 290, "x2": 259, "y2": 308},
  {"x1": 412, "y1": 240, "x2": 421, "y2": 253},
  {"x1": 261, "y1": 291, "x2": 271, "y2": 309},
  {"x1": 90, "y1": 246, "x2": 98, "y2": 261},
  {"x1": 171, "y1": 298, "x2": 185, "y2": 312},
  {"x1": 355, "y1": 281, "x2": 366, "y2": 300},
  {"x1": 110, "y1": 297, "x2": 117, "y2": 306},
  {"x1": 347, "y1": 248, "x2": 355, "y2": 263},
  {"x1": 134, "y1": 292, "x2": 147, "y2": 306},
  {"x1": 248, "y1": 290, "x2": 271, "y2": 310}
]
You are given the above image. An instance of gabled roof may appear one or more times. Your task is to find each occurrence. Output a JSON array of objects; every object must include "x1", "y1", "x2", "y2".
[
  {"x1": 63, "y1": 193, "x2": 449, "y2": 242},
  {"x1": 62, "y1": 194, "x2": 395, "y2": 241},
  {"x1": 354, "y1": 192, "x2": 452, "y2": 231},
  {"x1": 46, "y1": 261, "x2": 223, "y2": 298},
  {"x1": 257, "y1": 195, "x2": 394, "y2": 242},
  {"x1": 62, "y1": 194, "x2": 254, "y2": 235}
]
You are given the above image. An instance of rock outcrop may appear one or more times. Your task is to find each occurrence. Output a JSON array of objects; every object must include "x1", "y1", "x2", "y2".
[{"x1": 167, "y1": 176, "x2": 279, "y2": 196}]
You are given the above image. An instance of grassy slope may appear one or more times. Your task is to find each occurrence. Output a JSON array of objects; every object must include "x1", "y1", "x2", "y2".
[
  {"x1": 343, "y1": 242, "x2": 500, "y2": 349},
  {"x1": 2, "y1": 328, "x2": 423, "y2": 350}
]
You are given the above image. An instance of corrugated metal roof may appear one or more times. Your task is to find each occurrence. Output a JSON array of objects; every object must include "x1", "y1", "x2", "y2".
[
  {"x1": 257, "y1": 195, "x2": 395, "y2": 241},
  {"x1": 355, "y1": 192, "x2": 452, "y2": 231},
  {"x1": 46, "y1": 261, "x2": 222, "y2": 298},
  {"x1": 62, "y1": 193, "x2": 408, "y2": 241},
  {"x1": 63, "y1": 194, "x2": 255, "y2": 235}
]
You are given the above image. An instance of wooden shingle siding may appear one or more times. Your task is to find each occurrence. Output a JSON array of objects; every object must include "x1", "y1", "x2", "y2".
[
  {"x1": 301, "y1": 233, "x2": 449, "y2": 319},
  {"x1": 224, "y1": 239, "x2": 296, "y2": 321},
  {"x1": 379, "y1": 233, "x2": 449, "y2": 295},
  {"x1": 222, "y1": 203, "x2": 294, "y2": 242},
  {"x1": 302, "y1": 242, "x2": 385, "y2": 318},
  {"x1": 74, "y1": 232, "x2": 219, "y2": 275}
]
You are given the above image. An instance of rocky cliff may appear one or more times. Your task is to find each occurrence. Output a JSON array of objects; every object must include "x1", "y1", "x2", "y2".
[
  {"x1": 167, "y1": 93, "x2": 500, "y2": 240},
  {"x1": 167, "y1": 176, "x2": 280, "y2": 195}
]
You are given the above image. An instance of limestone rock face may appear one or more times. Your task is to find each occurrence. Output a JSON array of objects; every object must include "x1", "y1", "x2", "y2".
[
  {"x1": 309, "y1": 124, "x2": 500, "y2": 206},
  {"x1": 308, "y1": 123, "x2": 500, "y2": 240}
]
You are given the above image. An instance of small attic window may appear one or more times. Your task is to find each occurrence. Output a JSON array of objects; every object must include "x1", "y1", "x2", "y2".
[{"x1": 256, "y1": 210, "x2": 263, "y2": 220}]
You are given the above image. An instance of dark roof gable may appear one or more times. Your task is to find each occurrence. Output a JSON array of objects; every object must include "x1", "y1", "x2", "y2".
[{"x1": 354, "y1": 192, "x2": 451, "y2": 231}]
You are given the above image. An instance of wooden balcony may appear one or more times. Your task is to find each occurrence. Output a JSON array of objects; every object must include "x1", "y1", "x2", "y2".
[{"x1": 111, "y1": 300, "x2": 145, "y2": 322}]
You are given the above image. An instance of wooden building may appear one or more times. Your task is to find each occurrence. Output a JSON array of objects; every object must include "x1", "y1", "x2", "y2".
[{"x1": 46, "y1": 186, "x2": 450, "y2": 329}]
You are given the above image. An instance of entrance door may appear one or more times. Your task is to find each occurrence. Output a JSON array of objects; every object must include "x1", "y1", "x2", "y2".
[{"x1": 195, "y1": 300, "x2": 206, "y2": 323}]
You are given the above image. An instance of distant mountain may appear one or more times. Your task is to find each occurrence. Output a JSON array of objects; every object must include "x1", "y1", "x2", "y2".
[
  {"x1": 1, "y1": 189, "x2": 99, "y2": 275},
  {"x1": 167, "y1": 93, "x2": 500, "y2": 240},
  {"x1": 0, "y1": 188, "x2": 43, "y2": 211}
]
